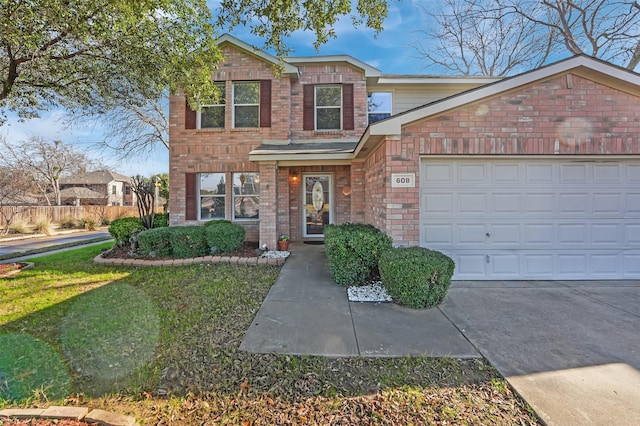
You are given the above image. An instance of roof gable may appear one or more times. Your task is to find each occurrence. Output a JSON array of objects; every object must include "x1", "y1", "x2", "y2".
[
  {"x1": 216, "y1": 34, "x2": 298, "y2": 75},
  {"x1": 368, "y1": 55, "x2": 640, "y2": 137}
]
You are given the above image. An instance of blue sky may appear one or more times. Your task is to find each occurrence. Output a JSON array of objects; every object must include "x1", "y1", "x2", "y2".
[{"x1": 1, "y1": 0, "x2": 426, "y2": 177}]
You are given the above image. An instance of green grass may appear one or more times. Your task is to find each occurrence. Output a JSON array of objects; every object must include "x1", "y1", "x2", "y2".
[{"x1": 0, "y1": 244, "x2": 540, "y2": 424}]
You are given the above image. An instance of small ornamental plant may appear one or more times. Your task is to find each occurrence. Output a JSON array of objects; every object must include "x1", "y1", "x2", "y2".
[{"x1": 279, "y1": 234, "x2": 289, "y2": 241}]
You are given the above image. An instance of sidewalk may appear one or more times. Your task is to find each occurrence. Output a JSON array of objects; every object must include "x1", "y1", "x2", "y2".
[
  {"x1": 240, "y1": 242, "x2": 479, "y2": 357},
  {"x1": 241, "y1": 242, "x2": 640, "y2": 426}
]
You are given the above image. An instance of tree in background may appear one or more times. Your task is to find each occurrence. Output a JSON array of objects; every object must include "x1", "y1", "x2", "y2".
[
  {"x1": 152, "y1": 173, "x2": 170, "y2": 211},
  {"x1": 0, "y1": 136, "x2": 95, "y2": 205},
  {"x1": 0, "y1": 0, "x2": 222, "y2": 125},
  {"x1": 0, "y1": 167, "x2": 35, "y2": 234},
  {"x1": 66, "y1": 0, "x2": 392, "y2": 157},
  {"x1": 414, "y1": 0, "x2": 640, "y2": 76}
]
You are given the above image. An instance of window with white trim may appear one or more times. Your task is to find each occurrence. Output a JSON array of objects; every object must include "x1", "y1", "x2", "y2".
[
  {"x1": 199, "y1": 173, "x2": 226, "y2": 220},
  {"x1": 233, "y1": 173, "x2": 259, "y2": 220},
  {"x1": 367, "y1": 92, "x2": 392, "y2": 123},
  {"x1": 198, "y1": 82, "x2": 226, "y2": 129},
  {"x1": 233, "y1": 81, "x2": 260, "y2": 128},
  {"x1": 315, "y1": 85, "x2": 342, "y2": 130}
]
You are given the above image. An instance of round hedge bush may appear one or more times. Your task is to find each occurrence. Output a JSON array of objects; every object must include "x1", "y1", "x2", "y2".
[{"x1": 379, "y1": 246, "x2": 455, "y2": 308}]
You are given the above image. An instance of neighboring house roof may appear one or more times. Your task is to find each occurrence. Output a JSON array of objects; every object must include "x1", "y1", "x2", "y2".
[
  {"x1": 59, "y1": 170, "x2": 131, "y2": 185},
  {"x1": 354, "y1": 54, "x2": 640, "y2": 158},
  {"x1": 55, "y1": 187, "x2": 108, "y2": 199},
  {"x1": 216, "y1": 34, "x2": 298, "y2": 75}
]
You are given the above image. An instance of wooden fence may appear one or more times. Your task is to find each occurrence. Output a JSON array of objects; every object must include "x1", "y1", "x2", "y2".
[{"x1": 0, "y1": 205, "x2": 151, "y2": 226}]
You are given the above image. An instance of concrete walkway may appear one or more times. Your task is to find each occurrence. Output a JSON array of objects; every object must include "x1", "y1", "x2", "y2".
[{"x1": 241, "y1": 242, "x2": 640, "y2": 426}]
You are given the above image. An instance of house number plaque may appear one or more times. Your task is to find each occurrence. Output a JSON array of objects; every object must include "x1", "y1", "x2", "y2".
[{"x1": 391, "y1": 173, "x2": 415, "y2": 188}]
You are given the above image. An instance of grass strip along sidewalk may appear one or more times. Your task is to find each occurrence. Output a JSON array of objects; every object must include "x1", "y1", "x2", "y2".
[{"x1": 0, "y1": 243, "x2": 539, "y2": 424}]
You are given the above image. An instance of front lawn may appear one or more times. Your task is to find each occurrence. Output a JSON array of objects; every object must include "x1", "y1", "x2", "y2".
[{"x1": 0, "y1": 244, "x2": 539, "y2": 424}]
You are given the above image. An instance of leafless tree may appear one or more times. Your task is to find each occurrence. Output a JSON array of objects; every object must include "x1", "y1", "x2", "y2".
[
  {"x1": 414, "y1": 0, "x2": 557, "y2": 76},
  {"x1": 67, "y1": 95, "x2": 169, "y2": 159},
  {"x1": 0, "y1": 136, "x2": 94, "y2": 205},
  {"x1": 0, "y1": 167, "x2": 34, "y2": 234},
  {"x1": 414, "y1": 0, "x2": 640, "y2": 76}
]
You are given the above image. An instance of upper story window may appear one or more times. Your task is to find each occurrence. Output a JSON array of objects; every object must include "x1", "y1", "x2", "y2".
[
  {"x1": 368, "y1": 92, "x2": 392, "y2": 124},
  {"x1": 233, "y1": 81, "x2": 260, "y2": 128},
  {"x1": 112, "y1": 185, "x2": 117, "y2": 195},
  {"x1": 315, "y1": 85, "x2": 342, "y2": 130},
  {"x1": 198, "y1": 82, "x2": 226, "y2": 129}
]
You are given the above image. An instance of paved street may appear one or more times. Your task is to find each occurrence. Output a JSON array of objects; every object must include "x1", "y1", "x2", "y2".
[{"x1": 0, "y1": 230, "x2": 111, "y2": 257}]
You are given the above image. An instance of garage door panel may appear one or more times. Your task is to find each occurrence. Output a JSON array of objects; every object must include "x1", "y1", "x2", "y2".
[
  {"x1": 591, "y1": 254, "x2": 619, "y2": 276},
  {"x1": 458, "y1": 163, "x2": 486, "y2": 182},
  {"x1": 591, "y1": 224, "x2": 620, "y2": 245},
  {"x1": 627, "y1": 194, "x2": 640, "y2": 213},
  {"x1": 558, "y1": 193, "x2": 588, "y2": 214},
  {"x1": 524, "y1": 255, "x2": 554, "y2": 277},
  {"x1": 490, "y1": 254, "x2": 520, "y2": 276},
  {"x1": 624, "y1": 254, "x2": 640, "y2": 274},
  {"x1": 492, "y1": 163, "x2": 520, "y2": 182},
  {"x1": 593, "y1": 164, "x2": 622, "y2": 183},
  {"x1": 420, "y1": 159, "x2": 640, "y2": 280},
  {"x1": 422, "y1": 192, "x2": 453, "y2": 214},
  {"x1": 456, "y1": 224, "x2": 486, "y2": 245},
  {"x1": 422, "y1": 223, "x2": 453, "y2": 245},
  {"x1": 493, "y1": 193, "x2": 521, "y2": 213},
  {"x1": 627, "y1": 164, "x2": 640, "y2": 182},
  {"x1": 557, "y1": 254, "x2": 589, "y2": 277},
  {"x1": 490, "y1": 224, "x2": 520, "y2": 246},
  {"x1": 458, "y1": 193, "x2": 487, "y2": 214},
  {"x1": 560, "y1": 164, "x2": 588, "y2": 183},
  {"x1": 593, "y1": 193, "x2": 622, "y2": 214},
  {"x1": 526, "y1": 163, "x2": 554, "y2": 183},
  {"x1": 454, "y1": 254, "x2": 487, "y2": 278},
  {"x1": 525, "y1": 193, "x2": 555, "y2": 214},
  {"x1": 524, "y1": 224, "x2": 555, "y2": 245},
  {"x1": 626, "y1": 224, "x2": 640, "y2": 244}
]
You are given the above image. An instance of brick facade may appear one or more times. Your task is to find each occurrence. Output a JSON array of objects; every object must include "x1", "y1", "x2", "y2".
[{"x1": 169, "y1": 38, "x2": 640, "y2": 250}]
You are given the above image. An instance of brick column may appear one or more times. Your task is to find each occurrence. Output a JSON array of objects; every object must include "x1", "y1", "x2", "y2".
[
  {"x1": 259, "y1": 161, "x2": 278, "y2": 248},
  {"x1": 350, "y1": 162, "x2": 366, "y2": 223}
]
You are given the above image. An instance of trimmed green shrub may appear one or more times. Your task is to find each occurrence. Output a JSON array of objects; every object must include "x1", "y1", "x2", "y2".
[
  {"x1": 153, "y1": 212, "x2": 170, "y2": 228},
  {"x1": 168, "y1": 226, "x2": 209, "y2": 258},
  {"x1": 136, "y1": 227, "x2": 173, "y2": 257},
  {"x1": 109, "y1": 217, "x2": 144, "y2": 246},
  {"x1": 324, "y1": 223, "x2": 393, "y2": 286},
  {"x1": 379, "y1": 246, "x2": 455, "y2": 309},
  {"x1": 204, "y1": 221, "x2": 245, "y2": 253},
  {"x1": 203, "y1": 219, "x2": 232, "y2": 227}
]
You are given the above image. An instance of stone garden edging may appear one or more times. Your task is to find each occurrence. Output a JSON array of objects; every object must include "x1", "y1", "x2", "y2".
[
  {"x1": 0, "y1": 406, "x2": 136, "y2": 426},
  {"x1": 94, "y1": 253, "x2": 286, "y2": 267}
]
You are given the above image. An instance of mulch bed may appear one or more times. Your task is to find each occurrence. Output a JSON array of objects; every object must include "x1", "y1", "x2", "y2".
[
  {"x1": 0, "y1": 262, "x2": 29, "y2": 278},
  {"x1": 101, "y1": 241, "x2": 260, "y2": 260}
]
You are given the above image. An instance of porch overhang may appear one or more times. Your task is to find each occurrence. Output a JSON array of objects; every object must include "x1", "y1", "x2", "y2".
[{"x1": 249, "y1": 141, "x2": 358, "y2": 164}]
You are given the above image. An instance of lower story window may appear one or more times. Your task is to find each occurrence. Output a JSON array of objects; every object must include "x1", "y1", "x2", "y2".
[
  {"x1": 199, "y1": 173, "x2": 226, "y2": 220},
  {"x1": 233, "y1": 172, "x2": 259, "y2": 220}
]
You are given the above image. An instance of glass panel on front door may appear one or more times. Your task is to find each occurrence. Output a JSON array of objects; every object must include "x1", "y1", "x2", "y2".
[{"x1": 304, "y1": 175, "x2": 331, "y2": 237}]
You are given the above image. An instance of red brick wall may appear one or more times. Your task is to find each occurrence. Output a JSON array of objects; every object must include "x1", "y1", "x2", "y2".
[
  {"x1": 290, "y1": 64, "x2": 368, "y2": 140},
  {"x1": 169, "y1": 45, "x2": 291, "y2": 240},
  {"x1": 407, "y1": 74, "x2": 640, "y2": 156},
  {"x1": 370, "y1": 73, "x2": 640, "y2": 246}
]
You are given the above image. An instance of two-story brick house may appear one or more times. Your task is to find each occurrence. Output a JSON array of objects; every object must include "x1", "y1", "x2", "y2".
[{"x1": 170, "y1": 34, "x2": 640, "y2": 280}]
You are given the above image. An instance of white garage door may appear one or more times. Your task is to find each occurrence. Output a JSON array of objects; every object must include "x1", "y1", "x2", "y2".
[{"x1": 420, "y1": 158, "x2": 640, "y2": 280}]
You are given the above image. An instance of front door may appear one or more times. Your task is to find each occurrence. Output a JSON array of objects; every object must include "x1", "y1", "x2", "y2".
[{"x1": 303, "y1": 174, "x2": 332, "y2": 237}]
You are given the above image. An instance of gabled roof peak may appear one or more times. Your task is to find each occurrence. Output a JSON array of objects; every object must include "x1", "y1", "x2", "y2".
[{"x1": 216, "y1": 34, "x2": 298, "y2": 74}]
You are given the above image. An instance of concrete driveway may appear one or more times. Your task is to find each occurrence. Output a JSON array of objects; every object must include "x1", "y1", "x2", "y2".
[
  {"x1": 441, "y1": 280, "x2": 640, "y2": 426},
  {"x1": 242, "y1": 244, "x2": 640, "y2": 425}
]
